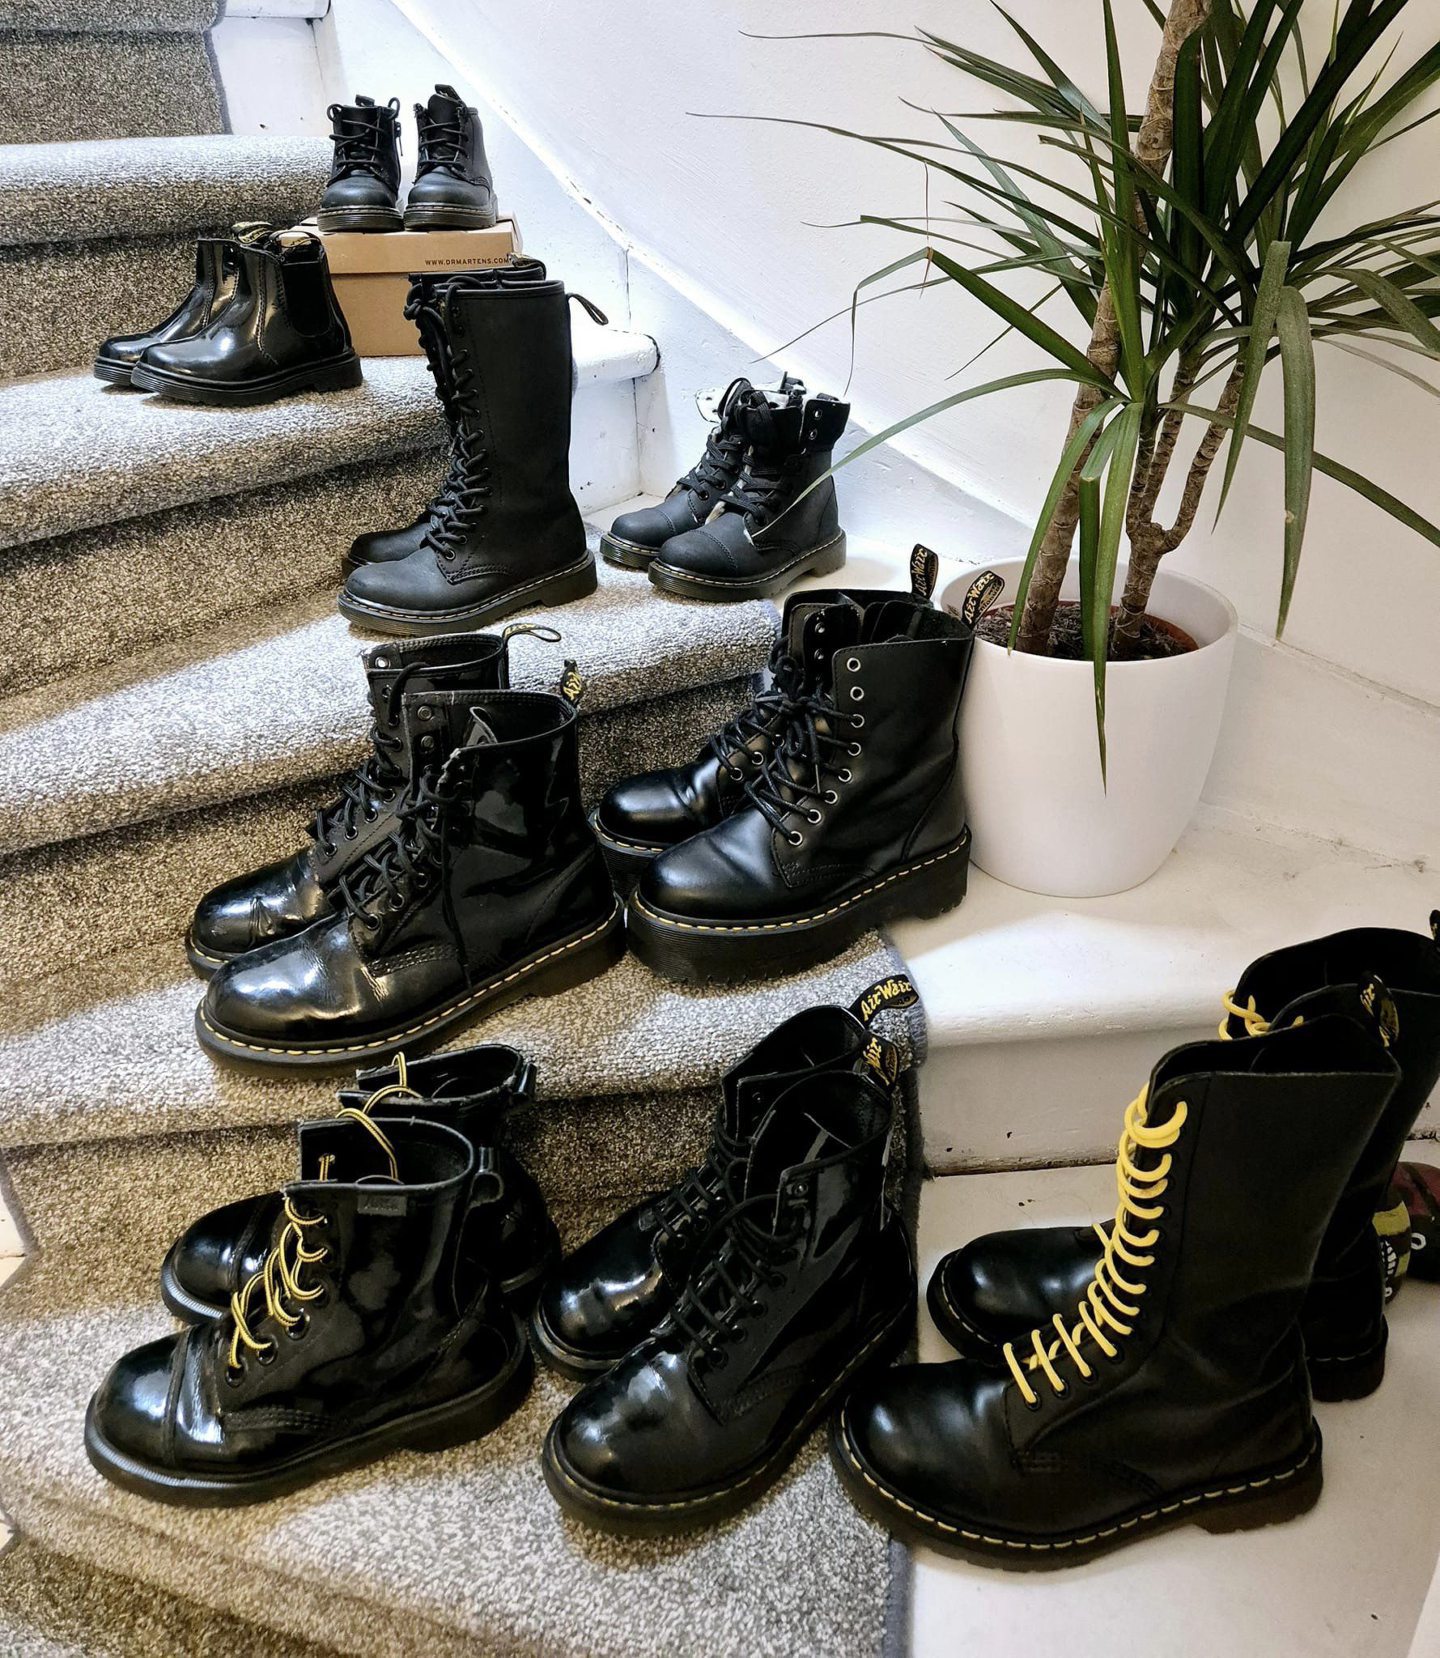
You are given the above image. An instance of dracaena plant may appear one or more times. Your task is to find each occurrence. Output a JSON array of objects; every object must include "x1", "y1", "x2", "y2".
[{"x1": 753, "y1": 0, "x2": 1440, "y2": 764}]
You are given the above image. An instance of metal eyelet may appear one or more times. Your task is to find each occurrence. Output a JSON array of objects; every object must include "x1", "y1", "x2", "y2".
[
  {"x1": 852, "y1": 714, "x2": 865, "y2": 730},
  {"x1": 815, "y1": 620, "x2": 826, "y2": 633},
  {"x1": 256, "y1": 1342, "x2": 278, "y2": 1367},
  {"x1": 838, "y1": 769, "x2": 853, "y2": 783},
  {"x1": 418, "y1": 706, "x2": 434, "y2": 721},
  {"x1": 846, "y1": 657, "x2": 860, "y2": 672},
  {"x1": 824, "y1": 789, "x2": 838, "y2": 803},
  {"x1": 364, "y1": 805, "x2": 378, "y2": 822},
  {"x1": 806, "y1": 808, "x2": 822, "y2": 824},
  {"x1": 344, "y1": 826, "x2": 357, "y2": 840},
  {"x1": 374, "y1": 656, "x2": 391, "y2": 670},
  {"x1": 847, "y1": 741, "x2": 862, "y2": 757},
  {"x1": 225, "y1": 1365, "x2": 244, "y2": 1388},
  {"x1": 788, "y1": 830, "x2": 804, "y2": 847},
  {"x1": 850, "y1": 686, "x2": 865, "y2": 702},
  {"x1": 286, "y1": 1313, "x2": 310, "y2": 1341}
]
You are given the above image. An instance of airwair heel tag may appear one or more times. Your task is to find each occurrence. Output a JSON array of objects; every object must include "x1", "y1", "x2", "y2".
[
  {"x1": 559, "y1": 660, "x2": 585, "y2": 708},
  {"x1": 1358, "y1": 974, "x2": 1401, "y2": 1049},
  {"x1": 910, "y1": 545, "x2": 940, "y2": 601},
  {"x1": 960, "y1": 568, "x2": 1006, "y2": 628},
  {"x1": 850, "y1": 974, "x2": 919, "y2": 1025},
  {"x1": 1430, "y1": 909, "x2": 1439, "y2": 943}
]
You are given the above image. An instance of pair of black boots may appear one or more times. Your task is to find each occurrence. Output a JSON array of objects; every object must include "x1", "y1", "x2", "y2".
[
  {"x1": 87, "y1": 1045, "x2": 556, "y2": 1503},
  {"x1": 336, "y1": 259, "x2": 602, "y2": 635},
  {"x1": 319, "y1": 85, "x2": 496, "y2": 233},
  {"x1": 187, "y1": 630, "x2": 623, "y2": 1069},
  {"x1": 594, "y1": 555, "x2": 986, "y2": 983},
  {"x1": 834, "y1": 921, "x2": 1440, "y2": 1568},
  {"x1": 94, "y1": 225, "x2": 360, "y2": 406},
  {"x1": 603, "y1": 374, "x2": 851, "y2": 602}
]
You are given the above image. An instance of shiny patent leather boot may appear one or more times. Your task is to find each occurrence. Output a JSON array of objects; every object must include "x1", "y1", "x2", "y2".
[
  {"x1": 186, "y1": 628, "x2": 516, "y2": 975},
  {"x1": 600, "y1": 375, "x2": 804, "y2": 570},
  {"x1": 132, "y1": 230, "x2": 362, "y2": 406},
  {"x1": 543, "y1": 1068, "x2": 915, "y2": 1535},
  {"x1": 628, "y1": 596, "x2": 974, "y2": 982},
  {"x1": 648, "y1": 390, "x2": 850, "y2": 601},
  {"x1": 927, "y1": 921, "x2": 1440, "y2": 1402},
  {"x1": 87, "y1": 1114, "x2": 532, "y2": 1506},
  {"x1": 530, "y1": 973, "x2": 918, "y2": 1379},
  {"x1": 836, "y1": 1008, "x2": 1400, "y2": 1567},
  {"x1": 196, "y1": 678, "x2": 623, "y2": 1069},
  {"x1": 318, "y1": 94, "x2": 402, "y2": 231},
  {"x1": 161, "y1": 1043, "x2": 556, "y2": 1322},
  {"x1": 338, "y1": 268, "x2": 598, "y2": 635},
  {"x1": 404, "y1": 84, "x2": 496, "y2": 229}
]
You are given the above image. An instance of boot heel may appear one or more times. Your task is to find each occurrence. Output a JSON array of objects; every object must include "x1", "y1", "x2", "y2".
[
  {"x1": 1195, "y1": 1435, "x2": 1323, "y2": 1535},
  {"x1": 1309, "y1": 1322, "x2": 1387, "y2": 1402},
  {"x1": 880, "y1": 829, "x2": 971, "y2": 927},
  {"x1": 406, "y1": 1345, "x2": 534, "y2": 1454},
  {"x1": 530, "y1": 556, "x2": 599, "y2": 611},
  {"x1": 309, "y1": 354, "x2": 364, "y2": 394},
  {"x1": 807, "y1": 531, "x2": 848, "y2": 581}
]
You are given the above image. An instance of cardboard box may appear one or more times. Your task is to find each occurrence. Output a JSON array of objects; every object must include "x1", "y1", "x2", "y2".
[{"x1": 299, "y1": 216, "x2": 523, "y2": 356}]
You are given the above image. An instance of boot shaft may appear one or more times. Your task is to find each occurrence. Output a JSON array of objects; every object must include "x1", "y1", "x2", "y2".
[
  {"x1": 218, "y1": 233, "x2": 351, "y2": 356},
  {"x1": 731, "y1": 392, "x2": 849, "y2": 548},
  {"x1": 326, "y1": 94, "x2": 402, "y2": 192}
]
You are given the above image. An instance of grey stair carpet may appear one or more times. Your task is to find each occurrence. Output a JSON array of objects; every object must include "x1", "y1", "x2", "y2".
[
  {"x1": 0, "y1": 675, "x2": 755, "y2": 991},
  {"x1": 0, "y1": 559, "x2": 776, "y2": 857},
  {"x1": 0, "y1": 34, "x2": 223, "y2": 144},
  {"x1": 0, "y1": 0, "x2": 220, "y2": 28}
]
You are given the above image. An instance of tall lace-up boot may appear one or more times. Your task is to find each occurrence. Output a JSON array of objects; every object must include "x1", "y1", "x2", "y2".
[
  {"x1": 600, "y1": 375, "x2": 805, "y2": 570},
  {"x1": 186, "y1": 627, "x2": 525, "y2": 975},
  {"x1": 338, "y1": 267, "x2": 599, "y2": 635},
  {"x1": 530, "y1": 974, "x2": 918, "y2": 1378},
  {"x1": 318, "y1": 94, "x2": 403, "y2": 231},
  {"x1": 196, "y1": 677, "x2": 623, "y2": 1069},
  {"x1": 542, "y1": 1068, "x2": 914, "y2": 1535},
  {"x1": 591, "y1": 551, "x2": 942, "y2": 883},
  {"x1": 925, "y1": 920, "x2": 1440, "y2": 1401},
  {"x1": 834, "y1": 1009, "x2": 1399, "y2": 1566},
  {"x1": 647, "y1": 390, "x2": 850, "y2": 601},
  {"x1": 628, "y1": 597, "x2": 973, "y2": 982},
  {"x1": 404, "y1": 83, "x2": 496, "y2": 229},
  {"x1": 161, "y1": 1043, "x2": 557, "y2": 1323},
  {"x1": 87, "y1": 1114, "x2": 533, "y2": 1506}
]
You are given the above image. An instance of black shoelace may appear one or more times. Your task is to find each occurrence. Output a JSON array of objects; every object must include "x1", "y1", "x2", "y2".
[
  {"x1": 722, "y1": 451, "x2": 794, "y2": 526},
  {"x1": 640, "y1": 1122, "x2": 749, "y2": 1246},
  {"x1": 328, "y1": 102, "x2": 397, "y2": 179},
  {"x1": 704, "y1": 639, "x2": 804, "y2": 782},
  {"x1": 405, "y1": 287, "x2": 466, "y2": 530},
  {"x1": 334, "y1": 772, "x2": 450, "y2": 938},
  {"x1": 416, "y1": 110, "x2": 466, "y2": 172},
  {"x1": 679, "y1": 427, "x2": 746, "y2": 499},
  {"x1": 744, "y1": 687, "x2": 858, "y2": 842},
  {"x1": 671, "y1": 1183, "x2": 804, "y2": 1370},
  {"x1": 421, "y1": 340, "x2": 491, "y2": 563}
]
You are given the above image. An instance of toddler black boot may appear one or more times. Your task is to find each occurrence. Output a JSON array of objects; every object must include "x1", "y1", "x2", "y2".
[
  {"x1": 600, "y1": 375, "x2": 804, "y2": 570},
  {"x1": 542, "y1": 1067, "x2": 915, "y2": 1535},
  {"x1": 196, "y1": 678, "x2": 623, "y2": 1069},
  {"x1": 87, "y1": 1114, "x2": 532, "y2": 1506},
  {"x1": 186, "y1": 628, "x2": 518, "y2": 974},
  {"x1": 131, "y1": 230, "x2": 361, "y2": 406},
  {"x1": 404, "y1": 83, "x2": 496, "y2": 229},
  {"x1": 318, "y1": 94, "x2": 402, "y2": 231},
  {"x1": 925, "y1": 920, "x2": 1440, "y2": 1402},
  {"x1": 530, "y1": 974, "x2": 917, "y2": 1378},
  {"x1": 647, "y1": 391, "x2": 849, "y2": 601},
  {"x1": 834, "y1": 1008, "x2": 1400, "y2": 1566},
  {"x1": 161, "y1": 1043, "x2": 557, "y2": 1322},
  {"x1": 338, "y1": 268, "x2": 597, "y2": 634},
  {"x1": 628, "y1": 598, "x2": 973, "y2": 982}
]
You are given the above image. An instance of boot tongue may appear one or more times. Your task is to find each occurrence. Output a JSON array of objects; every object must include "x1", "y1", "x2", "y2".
[
  {"x1": 742, "y1": 1105, "x2": 851, "y2": 1210},
  {"x1": 354, "y1": 94, "x2": 376, "y2": 108},
  {"x1": 737, "y1": 395, "x2": 802, "y2": 454},
  {"x1": 429, "y1": 84, "x2": 463, "y2": 118}
]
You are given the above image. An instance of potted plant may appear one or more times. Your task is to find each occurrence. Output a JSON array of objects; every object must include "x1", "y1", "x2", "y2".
[{"x1": 771, "y1": 0, "x2": 1440, "y2": 895}]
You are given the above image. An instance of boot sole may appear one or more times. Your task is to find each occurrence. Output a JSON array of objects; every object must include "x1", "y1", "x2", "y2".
[
  {"x1": 541, "y1": 1297, "x2": 914, "y2": 1536},
  {"x1": 193, "y1": 902, "x2": 625, "y2": 1070},
  {"x1": 183, "y1": 927, "x2": 237, "y2": 980},
  {"x1": 647, "y1": 531, "x2": 847, "y2": 603},
  {"x1": 84, "y1": 1319, "x2": 532, "y2": 1507},
  {"x1": 130, "y1": 353, "x2": 364, "y2": 407},
  {"x1": 625, "y1": 828, "x2": 970, "y2": 985},
  {"x1": 336, "y1": 554, "x2": 598, "y2": 637},
  {"x1": 599, "y1": 533, "x2": 659, "y2": 571},
  {"x1": 402, "y1": 203, "x2": 499, "y2": 230},
  {"x1": 317, "y1": 205, "x2": 403, "y2": 232},
  {"x1": 589, "y1": 811, "x2": 666, "y2": 890},
  {"x1": 528, "y1": 1294, "x2": 636, "y2": 1383},
  {"x1": 832, "y1": 1413, "x2": 1324, "y2": 1571},
  {"x1": 93, "y1": 358, "x2": 136, "y2": 387}
]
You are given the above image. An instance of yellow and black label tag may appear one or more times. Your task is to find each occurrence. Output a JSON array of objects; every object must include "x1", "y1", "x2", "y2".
[
  {"x1": 850, "y1": 974, "x2": 919, "y2": 1026},
  {"x1": 559, "y1": 660, "x2": 585, "y2": 707},
  {"x1": 910, "y1": 544, "x2": 940, "y2": 601},
  {"x1": 1430, "y1": 909, "x2": 1439, "y2": 943},
  {"x1": 960, "y1": 568, "x2": 1006, "y2": 628},
  {"x1": 861, "y1": 1034, "x2": 901, "y2": 1086},
  {"x1": 1359, "y1": 974, "x2": 1401, "y2": 1049}
]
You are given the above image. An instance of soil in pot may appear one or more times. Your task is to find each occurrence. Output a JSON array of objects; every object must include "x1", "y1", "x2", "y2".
[{"x1": 974, "y1": 601, "x2": 1198, "y2": 660}]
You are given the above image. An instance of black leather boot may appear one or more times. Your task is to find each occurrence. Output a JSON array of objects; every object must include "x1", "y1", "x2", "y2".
[
  {"x1": 196, "y1": 679, "x2": 624, "y2": 1069},
  {"x1": 591, "y1": 555, "x2": 941, "y2": 884},
  {"x1": 404, "y1": 84, "x2": 496, "y2": 229},
  {"x1": 87, "y1": 1114, "x2": 533, "y2": 1506},
  {"x1": 647, "y1": 391, "x2": 850, "y2": 601},
  {"x1": 628, "y1": 599, "x2": 973, "y2": 982},
  {"x1": 926, "y1": 921, "x2": 1440, "y2": 1402},
  {"x1": 542, "y1": 1068, "x2": 915, "y2": 1535},
  {"x1": 318, "y1": 94, "x2": 402, "y2": 231},
  {"x1": 600, "y1": 375, "x2": 804, "y2": 570},
  {"x1": 161, "y1": 1043, "x2": 556, "y2": 1322},
  {"x1": 835, "y1": 1009, "x2": 1400, "y2": 1566},
  {"x1": 131, "y1": 230, "x2": 362, "y2": 406},
  {"x1": 186, "y1": 628, "x2": 516, "y2": 975},
  {"x1": 338, "y1": 268, "x2": 598, "y2": 635},
  {"x1": 530, "y1": 973, "x2": 918, "y2": 1379}
]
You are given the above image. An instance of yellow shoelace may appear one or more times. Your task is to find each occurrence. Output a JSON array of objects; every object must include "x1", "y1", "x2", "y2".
[{"x1": 1218, "y1": 991, "x2": 1272, "y2": 1039}]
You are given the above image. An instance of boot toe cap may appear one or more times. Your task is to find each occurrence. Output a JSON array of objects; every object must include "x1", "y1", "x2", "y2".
[
  {"x1": 164, "y1": 1194, "x2": 274, "y2": 1320},
  {"x1": 595, "y1": 773, "x2": 699, "y2": 850},
  {"x1": 652, "y1": 526, "x2": 737, "y2": 579},
  {"x1": 90, "y1": 1335, "x2": 182, "y2": 1468},
  {"x1": 342, "y1": 549, "x2": 450, "y2": 615},
  {"x1": 190, "y1": 880, "x2": 261, "y2": 960},
  {"x1": 636, "y1": 824, "x2": 767, "y2": 923},
  {"x1": 839, "y1": 1362, "x2": 997, "y2": 1517},
  {"x1": 609, "y1": 505, "x2": 677, "y2": 551},
  {"x1": 349, "y1": 518, "x2": 429, "y2": 565},
  {"x1": 203, "y1": 934, "x2": 334, "y2": 1043}
]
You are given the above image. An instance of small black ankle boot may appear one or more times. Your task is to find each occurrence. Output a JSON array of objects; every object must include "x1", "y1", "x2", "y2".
[
  {"x1": 836, "y1": 1009, "x2": 1400, "y2": 1566},
  {"x1": 161, "y1": 1043, "x2": 556, "y2": 1323},
  {"x1": 186, "y1": 628, "x2": 519, "y2": 975},
  {"x1": 318, "y1": 94, "x2": 402, "y2": 231},
  {"x1": 542, "y1": 1067, "x2": 914, "y2": 1535},
  {"x1": 404, "y1": 83, "x2": 496, "y2": 229},
  {"x1": 628, "y1": 597, "x2": 973, "y2": 982},
  {"x1": 87, "y1": 1114, "x2": 533, "y2": 1506},
  {"x1": 131, "y1": 230, "x2": 362, "y2": 406},
  {"x1": 338, "y1": 265, "x2": 598, "y2": 635},
  {"x1": 647, "y1": 391, "x2": 850, "y2": 601},
  {"x1": 600, "y1": 375, "x2": 804, "y2": 570},
  {"x1": 196, "y1": 678, "x2": 623, "y2": 1069},
  {"x1": 925, "y1": 921, "x2": 1440, "y2": 1402},
  {"x1": 530, "y1": 974, "x2": 917, "y2": 1379}
]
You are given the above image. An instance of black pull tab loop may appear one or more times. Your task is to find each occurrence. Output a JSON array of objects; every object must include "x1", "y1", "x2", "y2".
[{"x1": 568, "y1": 292, "x2": 609, "y2": 327}]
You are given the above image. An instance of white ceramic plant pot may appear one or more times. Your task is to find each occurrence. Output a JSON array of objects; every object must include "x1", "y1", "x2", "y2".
[{"x1": 942, "y1": 556, "x2": 1238, "y2": 898}]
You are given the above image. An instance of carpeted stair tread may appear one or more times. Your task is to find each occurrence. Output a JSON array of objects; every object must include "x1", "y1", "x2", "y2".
[
  {"x1": 0, "y1": 37, "x2": 224, "y2": 146},
  {"x1": 0, "y1": 558, "x2": 776, "y2": 857},
  {"x1": 0, "y1": 0, "x2": 220, "y2": 29},
  {"x1": 0, "y1": 135, "x2": 331, "y2": 248}
]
